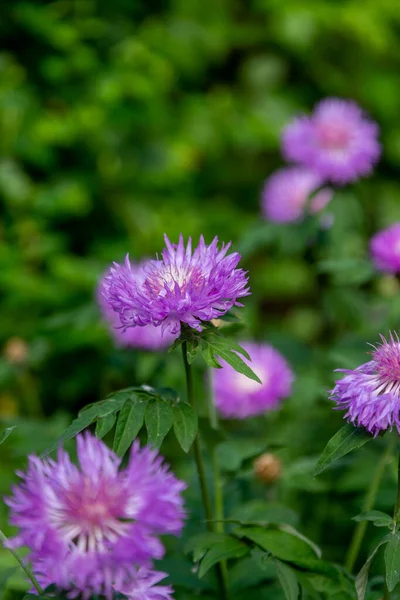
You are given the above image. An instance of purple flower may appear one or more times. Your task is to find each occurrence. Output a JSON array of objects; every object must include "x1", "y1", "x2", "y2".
[
  {"x1": 282, "y1": 98, "x2": 380, "y2": 184},
  {"x1": 101, "y1": 234, "x2": 250, "y2": 335},
  {"x1": 116, "y1": 568, "x2": 173, "y2": 600},
  {"x1": 212, "y1": 341, "x2": 294, "y2": 419},
  {"x1": 370, "y1": 224, "x2": 400, "y2": 274},
  {"x1": 6, "y1": 434, "x2": 186, "y2": 599},
  {"x1": 97, "y1": 268, "x2": 178, "y2": 351},
  {"x1": 330, "y1": 333, "x2": 400, "y2": 436},
  {"x1": 261, "y1": 167, "x2": 333, "y2": 223}
]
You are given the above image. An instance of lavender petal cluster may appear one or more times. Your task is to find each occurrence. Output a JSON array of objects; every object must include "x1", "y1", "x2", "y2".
[
  {"x1": 212, "y1": 341, "x2": 294, "y2": 419},
  {"x1": 6, "y1": 433, "x2": 186, "y2": 599},
  {"x1": 282, "y1": 98, "x2": 380, "y2": 185},
  {"x1": 101, "y1": 234, "x2": 250, "y2": 335},
  {"x1": 261, "y1": 166, "x2": 333, "y2": 223},
  {"x1": 370, "y1": 223, "x2": 400, "y2": 274},
  {"x1": 97, "y1": 267, "x2": 177, "y2": 351},
  {"x1": 330, "y1": 334, "x2": 400, "y2": 436}
]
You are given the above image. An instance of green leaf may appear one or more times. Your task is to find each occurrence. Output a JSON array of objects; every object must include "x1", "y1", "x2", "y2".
[
  {"x1": 186, "y1": 340, "x2": 199, "y2": 364},
  {"x1": 356, "y1": 535, "x2": 391, "y2": 600},
  {"x1": 113, "y1": 398, "x2": 147, "y2": 457},
  {"x1": 0, "y1": 426, "x2": 16, "y2": 445},
  {"x1": 385, "y1": 533, "x2": 400, "y2": 592},
  {"x1": 173, "y1": 403, "x2": 198, "y2": 452},
  {"x1": 231, "y1": 501, "x2": 298, "y2": 527},
  {"x1": 275, "y1": 560, "x2": 300, "y2": 600},
  {"x1": 216, "y1": 439, "x2": 267, "y2": 472},
  {"x1": 41, "y1": 399, "x2": 123, "y2": 457},
  {"x1": 95, "y1": 412, "x2": 117, "y2": 439},
  {"x1": 205, "y1": 335, "x2": 261, "y2": 383},
  {"x1": 198, "y1": 537, "x2": 249, "y2": 578},
  {"x1": 200, "y1": 340, "x2": 222, "y2": 368},
  {"x1": 145, "y1": 400, "x2": 174, "y2": 448},
  {"x1": 185, "y1": 532, "x2": 231, "y2": 562},
  {"x1": 353, "y1": 510, "x2": 393, "y2": 528},
  {"x1": 313, "y1": 424, "x2": 372, "y2": 476},
  {"x1": 279, "y1": 524, "x2": 322, "y2": 559},
  {"x1": 234, "y1": 527, "x2": 317, "y2": 562}
]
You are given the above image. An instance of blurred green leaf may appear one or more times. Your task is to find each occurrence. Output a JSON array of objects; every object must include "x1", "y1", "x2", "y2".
[
  {"x1": 314, "y1": 424, "x2": 373, "y2": 476},
  {"x1": 113, "y1": 398, "x2": 147, "y2": 457},
  {"x1": 145, "y1": 400, "x2": 174, "y2": 448},
  {"x1": 173, "y1": 402, "x2": 198, "y2": 453}
]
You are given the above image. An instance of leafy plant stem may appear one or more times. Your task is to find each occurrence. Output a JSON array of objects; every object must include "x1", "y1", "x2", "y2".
[
  {"x1": 393, "y1": 450, "x2": 400, "y2": 532},
  {"x1": 345, "y1": 436, "x2": 396, "y2": 572},
  {"x1": 0, "y1": 529, "x2": 43, "y2": 595},
  {"x1": 384, "y1": 580, "x2": 391, "y2": 600},
  {"x1": 181, "y1": 342, "x2": 229, "y2": 600}
]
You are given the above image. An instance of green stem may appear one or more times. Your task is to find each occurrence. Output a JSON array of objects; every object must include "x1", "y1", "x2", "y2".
[
  {"x1": 181, "y1": 343, "x2": 214, "y2": 527},
  {"x1": 213, "y1": 451, "x2": 230, "y2": 592},
  {"x1": 384, "y1": 580, "x2": 391, "y2": 600},
  {"x1": 0, "y1": 529, "x2": 43, "y2": 595},
  {"x1": 181, "y1": 343, "x2": 228, "y2": 600},
  {"x1": 392, "y1": 451, "x2": 400, "y2": 533},
  {"x1": 345, "y1": 437, "x2": 396, "y2": 573}
]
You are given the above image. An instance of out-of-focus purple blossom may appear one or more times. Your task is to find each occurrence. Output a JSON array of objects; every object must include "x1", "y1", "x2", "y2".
[
  {"x1": 101, "y1": 234, "x2": 250, "y2": 335},
  {"x1": 370, "y1": 224, "x2": 400, "y2": 274},
  {"x1": 97, "y1": 268, "x2": 177, "y2": 351},
  {"x1": 282, "y1": 98, "x2": 380, "y2": 184},
  {"x1": 330, "y1": 333, "x2": 400, "y2": 436},
  {"x1": 261, "y1": 167, "x2": 333, "y2": 223},
  {"x1": 6, "y1": 434, "x2": 186, "y2": 599},
  {"x1": 212, "y1": 341, "x2": 294, "y2": 419}
]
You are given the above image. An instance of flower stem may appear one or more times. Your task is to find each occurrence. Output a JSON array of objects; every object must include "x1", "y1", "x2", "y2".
[
  {"x1": 0, "y1": 529, "x2": 43, "y2": 595},
  {"x1": 181, "y1": 342, "x2": 229, "y2": 600},
  {"x1": 392, "y1": 450, "x2": 400, "y2": 532},
  {"x1": 345, "y1": 437, "x2": 396, "y2": 573}
]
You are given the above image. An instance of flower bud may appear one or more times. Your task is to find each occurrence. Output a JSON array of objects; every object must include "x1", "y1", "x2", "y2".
[
  {"x1": 253, "y1": 453, "x2": 282, "y2": 484},
  {"x1": 3, "y1": 337, "x2": 28, "y2": 364}
]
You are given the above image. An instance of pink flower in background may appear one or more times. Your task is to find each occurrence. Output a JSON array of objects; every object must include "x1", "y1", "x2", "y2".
[
  {"x1": 261, "y1": 167, "x2": 333, "y2": 223},
  {"x1": 370, "y1": 223, "x2": 400, "y2": 274},
  {"x1": 98, "y1": 268, "x2": 177, "y2": 351},
  {"x1": 6, "y1": 434, "x2": 186, "y2": 599},
  {"x1": 212, "y1": 341, "x2": 294, "y2": 419},
  {"x1": 282, "y1": 98, "x2": 380, "y2": 184},
  {"x1": 331, "y1": 333, "x2": 400, "y2": 436},
  {"x1": 101, "y1": 235, "x2": 250, "y2": 335}
]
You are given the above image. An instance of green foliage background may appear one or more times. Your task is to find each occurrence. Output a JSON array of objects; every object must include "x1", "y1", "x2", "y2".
[{"x1": 2, "y1": 0, "x2": 400, "y2": 597}]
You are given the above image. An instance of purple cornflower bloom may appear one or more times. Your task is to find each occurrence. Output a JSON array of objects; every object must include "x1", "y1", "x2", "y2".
[
  {"x1": 370, "y1": 224, "x2": 400, "y2": 274},
  {"x1": 330, "y1": 333, "x2": 400, "y2": 436},
  {"x1": 97, "y1": 268, "x2": 177, "y2": 351},
  {"x1": 282, "y1": 98, "x2": 380, "y2": 184},
  {"x1": 6, "y1": 434, "x2": 186, "y2": 599},
  {"x1": 212, "y1": 341, "x2": 294, "y2": 419},
  {"x1": 101, "y1": 234, "x2": 250, "y2": 335},
  {"x1": 261, "y1": 167, "x2": 333, "y2": 223}
]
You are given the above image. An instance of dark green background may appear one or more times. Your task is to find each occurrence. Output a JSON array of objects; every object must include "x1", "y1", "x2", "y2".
[{"x1": 2, "y1": 1, "x2": 400, "y2": 597}]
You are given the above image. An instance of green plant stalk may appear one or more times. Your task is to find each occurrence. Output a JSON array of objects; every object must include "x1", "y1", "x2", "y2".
[
  {"x1": 213, "y1": 450, "x2": 230, "y2": 592},
  {"x1": 392, "y1": 451, "x2": 400, "y2": 532},
  {"x1": 181, "y1": 343, "x2": 228, "y2": 600},
  {"x1": 345, "y1": 437, "x2": 396, "y2": 573},
  {"x1": 0, "y1": 529, "x2": 43, "y2": 595}
]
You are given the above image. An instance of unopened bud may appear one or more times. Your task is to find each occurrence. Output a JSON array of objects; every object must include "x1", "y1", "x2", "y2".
[
  {"x1": 254, "y1": 453, "x2": 282, "y2": 484},
  {"x1": 3, "y1": 337, "x2": 28, "y2": 364}
]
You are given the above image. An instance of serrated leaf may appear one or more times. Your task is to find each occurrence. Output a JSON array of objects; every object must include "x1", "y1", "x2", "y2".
[
  {"x1": 173, "y1": 403, "x2": 198, "y2": 453},
  {"x1": 275, "y1": 560, "x2": 300, "y2": 600},
  {"x1": 216, "y1": 439, "x2": 268, "y2": 472},
  {"x1": 185, "y1": 532, "x2": 230, "y2": 562},
  {"x1": 356, "y1": 535, "x2": 391, "y2": 600},
  {"x1": 186, "y1": 341, "x2": 199, "y2": 364},
  {"x1": 95, "y1": 413, "x2": 117, "y2": 439},
  {"x1": 200, "y1": 340, "x2": 222, "y2": 368},
  {"x1": 205, "y1": 336, "x2": 261, "y2": 383},
  {"x1": 234, "y1": 527, "x2": 316, "y2": 562},
  {"x1": 313, "y1": 424, "x2": 372, "y2": 476},
  {"x1": 145, "y1": 400, "x2": 174, "y2": 448},
  {"x1": 113, "y1": 399, "x2": 147, "y2": 457},
  {"x1": 198, "y1": 537, "x2": 249, "y2": 578},
  {"x1": 279, "y1": 525, "x2": 321, "y2": 558},
  {"x1": 353, "y1": 510, "x2": 393, "y2": 528},
  {"x1": 385, "y1": 533, "x2": 400, "y2": 592},
  {"x1": 0, "y1": 426, "x2": 16, "y2": 445},
  {"x1": 41, "y1": 399, "x2": 123, "y2": 457}
]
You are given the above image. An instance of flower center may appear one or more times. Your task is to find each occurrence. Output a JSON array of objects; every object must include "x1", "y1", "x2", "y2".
[
  {"x1": 316, "y1": 122, "x2": 350, "y2": 150},
  {"x1": 374, "y1": 341, "x2": 400, "y2": 382},
  {"x1": 49, "y1": 478, "x2": 131, "y2": 553}
]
